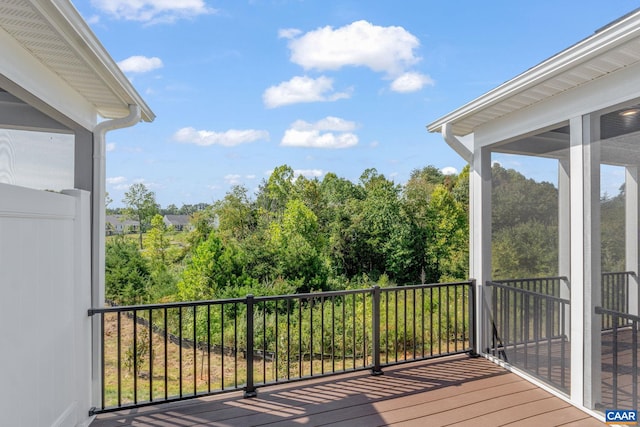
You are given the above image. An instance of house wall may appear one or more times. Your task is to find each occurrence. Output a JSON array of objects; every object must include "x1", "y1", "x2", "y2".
[{"x1": 0, "y1": 184, "x2": 92, "y2": 427}]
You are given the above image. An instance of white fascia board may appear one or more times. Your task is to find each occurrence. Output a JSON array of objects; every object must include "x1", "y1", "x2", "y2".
[
  {"x1": 427, "y1": 10, "x2": 640, "y2": 135},
  {"x1": 42, "y1": 0, "x2": 155, "y2": 123},
  {"x1": 474, "y1": 59, "x2": 640, "y2": 147},
  {"x1": 0, "y1": 25, "x2": 97, "y2": 130}
]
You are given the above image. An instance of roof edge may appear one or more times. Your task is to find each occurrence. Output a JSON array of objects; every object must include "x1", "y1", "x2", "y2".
[
  {"x1": 36, "y1": 0, "x2": 155, "y2": 123},
  {"x1": 427, "y1": 8, "x2": 640, "y2": 135}
]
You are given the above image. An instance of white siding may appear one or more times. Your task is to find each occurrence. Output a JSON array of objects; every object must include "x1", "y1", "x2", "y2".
[{"x1": 0, "y1": 184, "x2": 92, "y2": 427}]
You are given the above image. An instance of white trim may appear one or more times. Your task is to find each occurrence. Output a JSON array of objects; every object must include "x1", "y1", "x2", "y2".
[
  {"x1": 625, "y1": 167, "x2": 639, "y2": 316},
  {"x1": 569, "y1": 116, "x2": 586, "y2": 406},
  {"x1": 41, "y1": 0, "x2": 154, "y2": 122},
  {"x1": 0, "y1": 25, "x2": 97, "y2": 130}
]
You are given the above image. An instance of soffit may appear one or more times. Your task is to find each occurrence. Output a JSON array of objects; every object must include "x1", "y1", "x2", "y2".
[
  {"x1": 0, "y1": 0, "x2": 154, "y2": 122},
  {"x1": 427, "y1": 9, "x2": 640, "y2": 136}
]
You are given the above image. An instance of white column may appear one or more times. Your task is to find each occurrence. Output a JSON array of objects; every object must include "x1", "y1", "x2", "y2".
[
  {"x1": 626, "y1": 166, "x2": 639, "y2": 316},
  {"x1": 570, "y1": 114, "x2": 602, "y2": 408},
  {"x1": 558, "y1": 158, "x2": 571, "y2": 336},
  {"x1": 470, "y1": 146, "x2": 492, "y2": 353}
]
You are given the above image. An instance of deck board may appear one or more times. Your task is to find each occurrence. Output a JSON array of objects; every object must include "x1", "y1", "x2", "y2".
[{"x1": 91, "y1": 354, "x2": 603, "y2": 427}]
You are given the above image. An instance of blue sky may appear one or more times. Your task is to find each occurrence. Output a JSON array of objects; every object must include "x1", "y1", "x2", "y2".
[{"x1": 71, "y1": 0, "x2": 637, "y2": 208}]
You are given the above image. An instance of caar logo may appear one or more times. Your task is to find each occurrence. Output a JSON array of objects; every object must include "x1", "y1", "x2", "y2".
[{"x1": 606, "y1": 410, "x2": 638, "y2": 425}]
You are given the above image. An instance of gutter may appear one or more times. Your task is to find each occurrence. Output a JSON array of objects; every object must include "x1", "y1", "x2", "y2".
[
  {"x1": 442, "y1": 122, "x2": 472, "y2": 163},
  {"x1": 91, "y1": 104, "x2": 141, "y2": 308}
]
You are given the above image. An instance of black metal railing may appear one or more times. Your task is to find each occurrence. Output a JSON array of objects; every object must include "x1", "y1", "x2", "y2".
[
  {"x1": 492, "y1": 276, "x2": 565, "y2": 298},
  {"x1": 88, "y1": 281, "x2": 475, "y2": 414},
  {"x1": 595, "y1": 306, "x2": 639, "y2": 411},
  {"x1": 602, "y1": 272, "x2": 636, "y2": 330},
  {"x1": 487, "y1": 278, "x2": 570, "y2": 393}
]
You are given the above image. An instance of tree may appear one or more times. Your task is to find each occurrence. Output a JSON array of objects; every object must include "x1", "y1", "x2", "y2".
[
  {"x1": 123, "y1": 183, "x2": 159, "y2": 248},
  {"x1": 177, "y1": 232, "x2": 254, "y2": 300},
  {"x1": 269, "y1": 199, "x2": 328, "y2": 292},
  {"x1": 257, "y1": 165, "x2": 295, "y2": 216},
  {"x1": 214, "y1": 185, "x2": 255, "y2": 242},
  {"x1": 105, "y1": 236, "x2": 151, "y2": 304},
  {"x1": 426, "y1": 185, "x2": 468, "y2": 281},
  {"x1": 144, "y1": 214, "x2": 173, "y2": 265}
]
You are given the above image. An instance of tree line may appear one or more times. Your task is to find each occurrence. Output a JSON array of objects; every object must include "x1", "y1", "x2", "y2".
[{"x1": 106, "y1": 162, "x2": 625, "y2": 306}]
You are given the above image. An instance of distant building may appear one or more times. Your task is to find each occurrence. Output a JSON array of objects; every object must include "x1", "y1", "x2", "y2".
[
  {"x1": 163, "y1": 214, "x2": 192, "y2": 231},
  {"x1": 106, "y1": 215, "x2": 139, "y2": 235}
]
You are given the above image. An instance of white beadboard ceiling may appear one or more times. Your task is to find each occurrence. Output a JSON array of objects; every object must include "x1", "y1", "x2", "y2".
[{"x1": 0, "y1": 0, "x2": 154, "y2": 122}]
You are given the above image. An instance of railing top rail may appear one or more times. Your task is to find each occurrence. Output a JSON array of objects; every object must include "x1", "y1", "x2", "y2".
[
  {"x1": 595, "y1": 306, "x2": 640, "y2": 322},
  {"x1": 254, "y1": 287, "x2": 371, "y2": 302},
  {"x1": 492, "y1": 276, "x2": 568, "y2": 284},
  {"x1": 89, "y1": 280, "x2": 474, "y2": 315},
  {"x1": 487, "y1": 281, "x2": 570, "y2": 304},
  {"x1": 88, "y1": 296, "x2": 248, "y2": 315},
  {"x1": 379, "y1": 281, "x2": 473, "y2": 294},
  {"x1": 602, "y1": 271, "x2": 637, "y2": 277}
]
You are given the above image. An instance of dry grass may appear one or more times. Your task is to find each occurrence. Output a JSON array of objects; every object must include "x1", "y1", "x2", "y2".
[{"x1": 101, "y1": 313, "x2": 371, "y2": 409}]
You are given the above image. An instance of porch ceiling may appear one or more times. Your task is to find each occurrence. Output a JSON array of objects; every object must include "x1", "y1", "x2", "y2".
[
  {"x1": 0, "y1": 0, "x2": 154, "y2": 122},
  {"x1": 427, "y1": 8, "x2": 640, "y2": 137}
]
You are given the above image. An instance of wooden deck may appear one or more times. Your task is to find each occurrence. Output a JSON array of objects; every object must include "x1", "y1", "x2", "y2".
[{"x1": 91, "y1": 354, "x2": 603, "y2": 427}]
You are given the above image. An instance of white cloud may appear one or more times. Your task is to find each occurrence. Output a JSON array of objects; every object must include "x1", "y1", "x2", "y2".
[
  {"x1": 281, "y1": 117, "x2": 359, "y2": 149},
  {"x1": 278, "y1": 28, "x2": 302, "y2": 39},
  {"x1": 287, "y1": 20, "x2": 420, "y2": 76},
  {"x1": 294, "y1": 169, "x2": 324, "y2": 178},
  {"x1": 118, "y1": 56, "x2": 163, "y2": 73},
  {"x1": 173, "y1": 127, "x2": 270, "y2": 147},
  {"x1": 86, "y1": 14, "x2": 101, "y2": 25},
  {"x1": 106, "y1": 142, "x2": 116, "y2": 152},
  {"x1": 290, "y1": 116, "x2": 357, "y2": 132},
  {"x1": 263, "y1": 75, "x2": 351, "y2": 108},
  {"x1": 90, "y1": 0, "x2": 216, "y2": 24},
  {"x1": 390, "y1": 72, "x2": 434, "y2": 93},
  {"x1": 246, "y1": 174, "x2": 256, "y2": 180},
  {"x1": 224, "y1": 174, "x2": 242, "y2": 185},
  {"x1": 106, "y1": 176, "x2": 127, "y2": 184},
  {"x1": 441, "y1": 166, "x2": 458, "y2": 175},
  {"x1": 131, "y1": 177, "x2": 161, "y2": 189},
  {"x1": 107, "y1": 176, "x2": 130, "y2": 190}
]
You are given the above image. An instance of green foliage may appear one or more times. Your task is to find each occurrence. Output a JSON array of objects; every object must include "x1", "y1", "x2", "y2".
[
  {"x1": 109, "y1": 164, "x2": 473, "y2": 302},
  {"x1": 144, "y1": 214, "x2": 174, "y2": 265},
  {"x1": 491, "y1": 163, "x2": 559, "y2": 279},
  {"x1": 269, "y1": 199, "x2": 329, "y2": 292},
  {"x1": 177, "y1": 232, "x2": 257, "y2": 301},
  {"x1": 492, "y1": 221, "x2": 558, "y2": 279},
  {"x1": 601, "y1": 187, "x2": 625, "y2": 272},
  {"x1": 105, "y1": 235, "x2": 151, "y2": 305},
  {"x1": 123, "y1": 183, "x2": 159, "y2": 249},
  {"x1": 426, "y1": 185, "x2": 468, "y2": 282}
]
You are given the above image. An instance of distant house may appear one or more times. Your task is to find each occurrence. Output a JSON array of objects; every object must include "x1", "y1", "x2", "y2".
[
  {"x1": 105, "y1": 215, "x2": 140, "y2": 235},
  {"x1": 163, "y1": 214, "x2": 192, "y2": 231}
]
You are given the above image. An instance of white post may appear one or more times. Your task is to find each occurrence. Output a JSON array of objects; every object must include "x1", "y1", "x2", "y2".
[
  {"x1": 470, "y1": 146, "x2": 492, "y2": 354},
  {"x1": 625, "y1": 166, "x2": 639, "y2": 316},
  {"x1": 62, "y1": 189, "x2": 93, "y2": 423},
  {"x1": 558, "y1": 158, "x2": 571, "y2": 337},
  {"x1": 570, "y1": 114, "x2": 602, "y2": 408}
]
